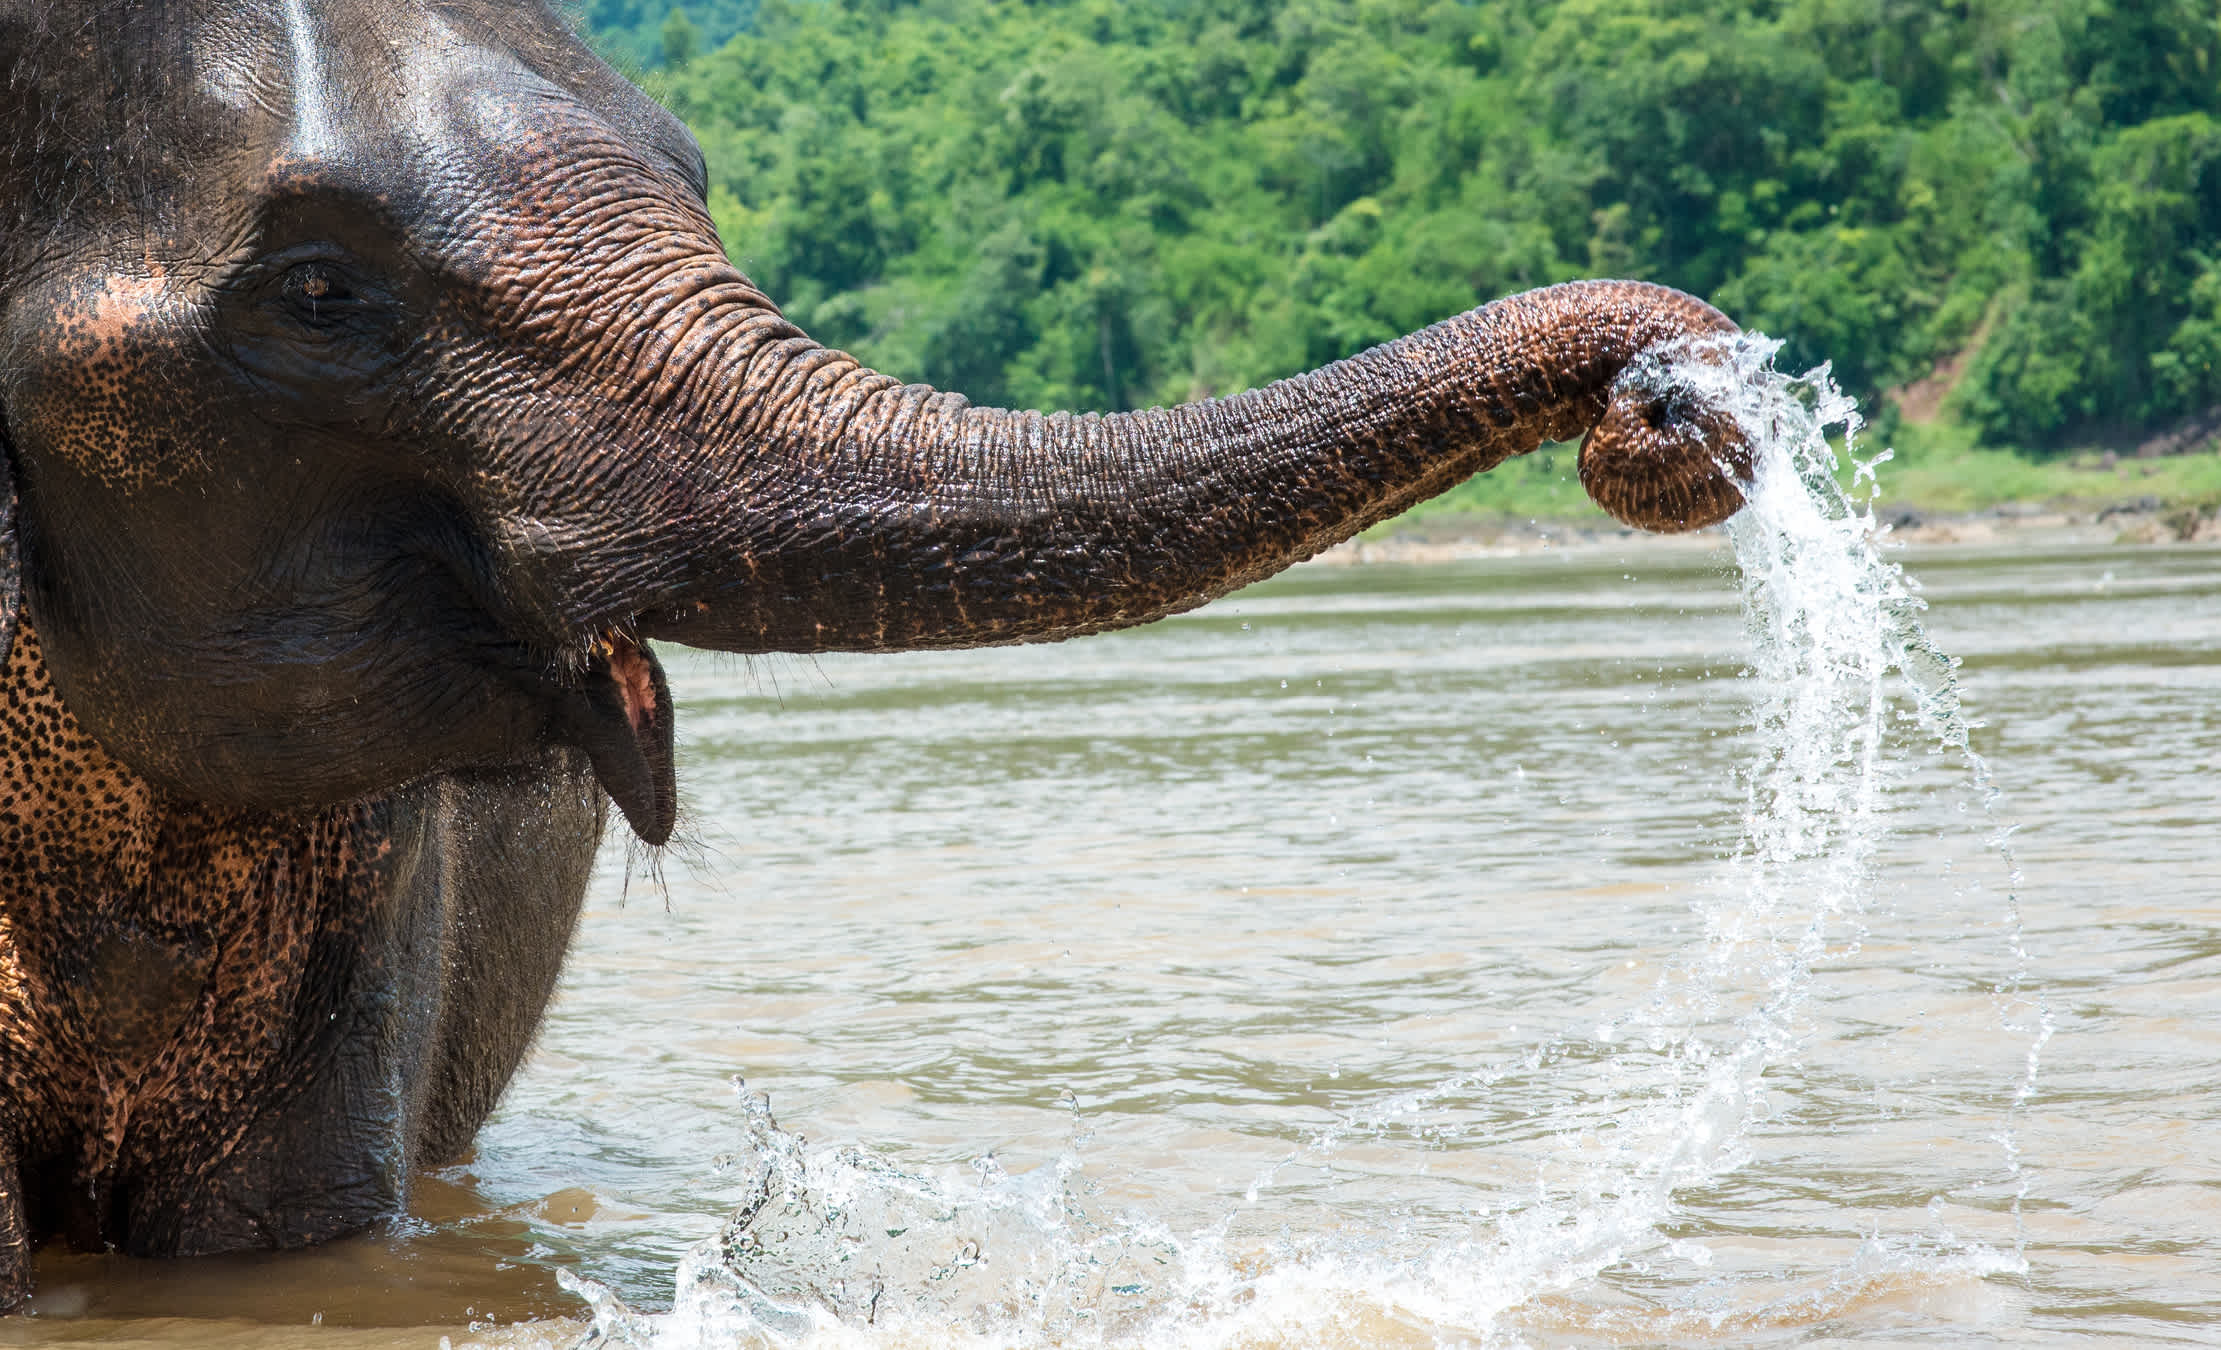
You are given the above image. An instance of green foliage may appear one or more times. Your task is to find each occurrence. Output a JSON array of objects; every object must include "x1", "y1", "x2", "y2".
[
  {"x1": 570, "y1": 0, "x2": 755, "y2": 71},
  {"x1": 659, "y1": 7, "x2": 699, "y2": 69},
  {"x1": 578, "y1": 0, "x2": 2221, "y2": 456}
]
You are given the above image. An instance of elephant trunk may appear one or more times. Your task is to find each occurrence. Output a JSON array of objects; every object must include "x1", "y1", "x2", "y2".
[{"x1": 612, "y1": 278, "x2": 1748, "y2": 658}]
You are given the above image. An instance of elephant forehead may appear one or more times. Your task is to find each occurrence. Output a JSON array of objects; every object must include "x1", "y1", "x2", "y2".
[
  {"x1": 188, "y1": 0, "x2": 297, "y2": 119},
  {"x1": 8, "y1": 0, "x2": 588, "y2": 219},
  {"x1": 7, "y1": 0, "x2": 707, "y2": 273},
  {"x1": 189, "y1": 1, "x2": 478, "y2": 197},
  {"x1": 198, "y1": 0, "x2": 699, "y2": 197}
]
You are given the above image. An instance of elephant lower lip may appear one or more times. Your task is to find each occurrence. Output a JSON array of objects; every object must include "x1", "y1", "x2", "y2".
[{"x1": 564, "y1": 631, "x2": 677, "y2": 845}]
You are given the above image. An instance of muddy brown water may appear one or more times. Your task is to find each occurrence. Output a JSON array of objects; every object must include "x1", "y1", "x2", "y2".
[{"x1": 6, "y1": 537, "x2": 2218, "y2": 1346}]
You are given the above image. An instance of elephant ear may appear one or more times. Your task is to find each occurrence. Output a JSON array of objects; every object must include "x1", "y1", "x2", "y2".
[{"x1": 0, "y1": 432, "x2": 18, "y2": 672}]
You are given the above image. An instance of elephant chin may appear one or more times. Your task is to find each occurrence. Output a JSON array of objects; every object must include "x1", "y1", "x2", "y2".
[{"x1": 558, "y1": 632, "x2": 676, "y2": 844}]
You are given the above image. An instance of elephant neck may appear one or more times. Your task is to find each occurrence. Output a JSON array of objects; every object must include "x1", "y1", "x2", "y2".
[{"x1": 0, "y1": 619, "x2": 391, "y2": 1253}]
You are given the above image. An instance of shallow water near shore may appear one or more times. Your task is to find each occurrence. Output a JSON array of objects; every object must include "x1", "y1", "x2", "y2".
[{"x1": 11, "y1": 419, "x2": 2221, "y2": 1340}]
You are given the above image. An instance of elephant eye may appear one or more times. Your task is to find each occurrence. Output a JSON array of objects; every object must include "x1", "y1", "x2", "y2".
[{"x1": 280, "y1": 260, "x2": 368, "y2": 324}]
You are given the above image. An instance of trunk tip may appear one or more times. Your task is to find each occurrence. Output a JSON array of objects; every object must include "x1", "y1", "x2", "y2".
[{"x1": 1577, "y1": 337, "x2": 1752, "y2": 534}]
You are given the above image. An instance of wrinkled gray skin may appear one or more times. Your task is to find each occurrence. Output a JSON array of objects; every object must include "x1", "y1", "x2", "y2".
[{"x1": 0, "y1": 0, "x2": 1745, "y2": 1307}]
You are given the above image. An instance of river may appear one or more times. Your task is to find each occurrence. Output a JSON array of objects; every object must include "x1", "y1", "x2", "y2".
[{"x1": 8, "y1": 530, "x2": 2218, "y2": 1347}]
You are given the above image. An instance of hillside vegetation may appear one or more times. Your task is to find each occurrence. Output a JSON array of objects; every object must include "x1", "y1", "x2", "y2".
[
  {"x1": 573, "y1": 0, "x2": 759, "y2": 71},
  {"x1": 586, "y1": 0, "x2": 2221, "y2": 513}
]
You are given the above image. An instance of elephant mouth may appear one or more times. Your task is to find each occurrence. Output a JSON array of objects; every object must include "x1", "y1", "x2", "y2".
[{"x1": 558, "y1": 630, "x2": 676, "y2": 845}]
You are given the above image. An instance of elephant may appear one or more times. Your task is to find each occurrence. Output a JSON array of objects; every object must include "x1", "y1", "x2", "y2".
[{"x1": 0, "y1": 0, "x2": 1750, "y2": 1308}]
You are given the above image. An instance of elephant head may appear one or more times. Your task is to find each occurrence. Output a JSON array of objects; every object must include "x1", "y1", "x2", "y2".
[
  {"x1": 0, "y1": 0, "x2": 1748, "y2": 1295},
  {"x1": 0, "y1": 0, "x2": 1747, "y2": 848}
]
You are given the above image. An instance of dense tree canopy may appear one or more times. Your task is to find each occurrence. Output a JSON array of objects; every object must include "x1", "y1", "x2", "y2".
[
  {"x1": 570, "y1": 0, "x2": 758, "y2": 71},
  {"x1": 580, "y1": 0, "x2": 2221, "y2": 450}
]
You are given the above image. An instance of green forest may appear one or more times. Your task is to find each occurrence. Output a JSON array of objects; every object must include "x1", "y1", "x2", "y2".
[
  {"x1": 574, "y1": 0, "x2": 2221, "y2": 515},
  {"x1": 573, "y1": 0, "x2": 759, "y2": 71}
]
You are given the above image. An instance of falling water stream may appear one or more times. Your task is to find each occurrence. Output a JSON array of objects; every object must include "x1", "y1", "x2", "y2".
[{"x1": 484, "y1": 340, "x2": 2055, "y2": 1349}]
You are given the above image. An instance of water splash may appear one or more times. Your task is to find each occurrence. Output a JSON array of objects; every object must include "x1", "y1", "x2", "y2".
[{"x1": 533, "y1": 336, "x2": 2042, "y2": 1349}]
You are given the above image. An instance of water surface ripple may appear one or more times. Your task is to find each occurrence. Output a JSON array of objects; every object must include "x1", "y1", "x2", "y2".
[{"x1": 12, "y1": 525, "x2": 2221, "y2": 1342}]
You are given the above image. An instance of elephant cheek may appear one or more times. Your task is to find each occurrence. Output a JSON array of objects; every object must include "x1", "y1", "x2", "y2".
[{"x1": 8, "y1": 273, "x2": 210, "y2": 496}]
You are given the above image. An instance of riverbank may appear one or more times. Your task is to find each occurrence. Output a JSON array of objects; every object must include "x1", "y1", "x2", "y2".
[
  {"x1": 1325, "y1": 499, "x2": 2221, "y2": 566},
  {"x1": 1335, "y1": 425, "x2": 2221, "y2": 563},
  {"x1": 1349, "y1": 415, "x2": 2221, "y2": 552}
]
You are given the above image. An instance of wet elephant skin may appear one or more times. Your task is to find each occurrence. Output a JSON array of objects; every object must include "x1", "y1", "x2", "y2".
[
  {"x1": 0, "y1": 0, "x2": 1749, "y2": 1306},
  {"x1": 0, "y1": 623, "x2": 600, "y2": 1302}
]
